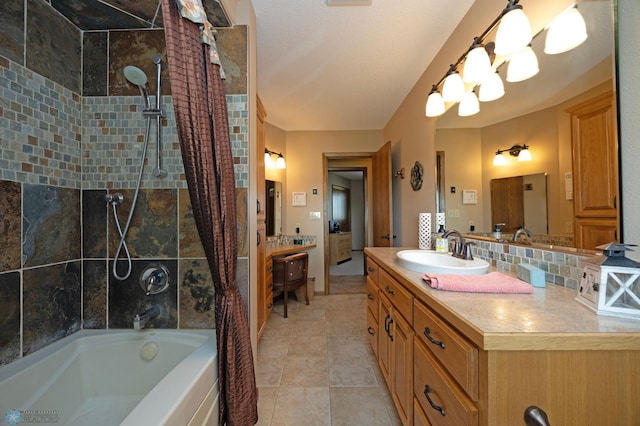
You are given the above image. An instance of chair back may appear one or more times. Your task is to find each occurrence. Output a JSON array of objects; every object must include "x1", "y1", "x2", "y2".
[{"x1": 273, "y1": 252, "x2": 308, "y2": 289}]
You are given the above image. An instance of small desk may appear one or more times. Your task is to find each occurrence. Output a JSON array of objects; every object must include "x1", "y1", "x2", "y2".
[{"x1": 266, "y1": 243, "x2": 317, "y2": 259}]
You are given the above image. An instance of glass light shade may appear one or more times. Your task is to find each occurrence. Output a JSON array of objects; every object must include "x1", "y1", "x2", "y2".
[
  {"x1": 442, "y1": 72, "x2": 465, "y2": 103},
  {"x1": 458, "y1": 91, "x2": 480, "y2": 117},
  {"x1": 517, "y1": 147, "x2": 532, "y2": 162},
  {"x1": 264, "y1": 151, "x2": 273, "y2": 168},
  {"x1": 275, "y1": 155, "x2": 286, "y2": 169},
  {"x1": 494, "y1": 6, "x2": 532, "y2": 56},
  {"x1": 463, "y1": 45, "x2": 492, "y2": 84},
  {"x1": 425, "y1": 90, "x2": 445, "y2": 117},
  {"x1": 478, "y1": 71, "x2": 505, "y2": 102},
  {"x1": 506, "y1": 46, "x2": 539, "y2": 82},
  {"x1": 544, "y1": 7, "x2": 588, "y2": 55},
  {"x1": 493, "y1": 153, "x2": 507, "y2": 166}
]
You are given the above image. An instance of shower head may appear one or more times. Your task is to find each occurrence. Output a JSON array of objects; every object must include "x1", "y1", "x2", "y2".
[{"x1": 123, "y1": 65, "x2": 151, "y2": 109}]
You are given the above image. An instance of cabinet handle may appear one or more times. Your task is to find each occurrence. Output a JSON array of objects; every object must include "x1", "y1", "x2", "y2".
[
  {"x1": 384, "y1": 314, "x2": 390, "y2": 334},
  {"x1": 384, "y1": 285, "x2": 396, "y2": 296},
  {"x1": 387, "y1": 317, "x2": 394, "y2": 342},
  {"x1": 267, "y1": 264, "x2": 273, "y2": 272},
  {"x1": 367, "y1": 293, "x2": 375, "y2": 301},
  {"x1": 423, "y1": 327, "x2": 445, "y2": 349},
  {"x1": 267, "y1": 303, "x2": 273, "y2": 309},
  {"x1": 267, "y1": 283, "x2": 273, "y2": 289},
  {"x1": 423, "y1": 385, "x2": 445, "y2": 416},
  {"x1": 367, "y1": 266, "x2": 375, "y2": 273},
  {"x1": 257, "y1": 199, "x2": 261, "y2": 214},
  {"x1": 257, "y1": 231, "x2": 261, "y2": 246},
  {"x1": 367, "y1": 327, "x2": 375, "y2": 336}
]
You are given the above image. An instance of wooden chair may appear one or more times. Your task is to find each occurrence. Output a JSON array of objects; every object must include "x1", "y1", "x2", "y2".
[{"x1": 272, "y1": 252, "x2": 309, "y2": 318}]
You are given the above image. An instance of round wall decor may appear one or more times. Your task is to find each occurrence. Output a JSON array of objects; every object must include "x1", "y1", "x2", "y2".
[{"x1": 410, "y1": 161, "x2": 424, "y2": 191}]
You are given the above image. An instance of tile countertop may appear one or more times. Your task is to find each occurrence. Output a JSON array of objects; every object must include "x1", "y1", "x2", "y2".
[
  {"x1": 365, "y1": 247, "x2": 640, "y2": 351},
  {"x1": 266, "y1": 243, "x2": 316, "y2": 259}
]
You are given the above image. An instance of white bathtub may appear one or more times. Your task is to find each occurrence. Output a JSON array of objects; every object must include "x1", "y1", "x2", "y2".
[{"x1": 0, "y1": 329, "x2": 218, "y2": 426}]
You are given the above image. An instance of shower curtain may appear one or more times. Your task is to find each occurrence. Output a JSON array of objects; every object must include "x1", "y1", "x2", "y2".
[{"x1": 161, "y1": 0, "x2": 258, "y2": 424}]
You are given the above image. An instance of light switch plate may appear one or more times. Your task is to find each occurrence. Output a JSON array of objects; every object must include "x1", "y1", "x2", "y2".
[
  {"x1": 462, "y1": 190, "x2": 477, "y2": 205},
  {"x1": 309, "y1": 211, "x2": 321, "y2": 219}
]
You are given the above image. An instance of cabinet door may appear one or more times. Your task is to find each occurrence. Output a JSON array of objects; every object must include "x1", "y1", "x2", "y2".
[
  {"x1": 367, "y1": 307, "x2": 379, "y2": 358},
  {"x1": 390, "y1": 308, "x2": 414, "y2": 426},
  {"x1": 378, "y1": 295, "x2": 392, "y2": 388}
]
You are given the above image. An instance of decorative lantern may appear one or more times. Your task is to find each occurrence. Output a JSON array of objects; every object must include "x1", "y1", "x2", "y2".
[{"x1": 576, "y1": 243, "x2": 640, "y2": 320}]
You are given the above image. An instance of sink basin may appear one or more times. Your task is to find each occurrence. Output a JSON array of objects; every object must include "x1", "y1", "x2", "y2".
[{"x1": 396, "y1": 250, "x2": 489, "y2": 275}]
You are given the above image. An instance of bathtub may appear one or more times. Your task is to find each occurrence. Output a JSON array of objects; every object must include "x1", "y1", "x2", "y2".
[{"x1": 0, "y1": 329, "x2": 218, "y2": 426}]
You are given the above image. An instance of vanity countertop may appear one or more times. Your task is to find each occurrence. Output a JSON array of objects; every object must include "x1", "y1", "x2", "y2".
[
  {"x1": 266, "y1": 243, "x2": 316, "y2": 259},
  {"x1": 365, "y1": 247, "x2": 640, "y2": 351}
]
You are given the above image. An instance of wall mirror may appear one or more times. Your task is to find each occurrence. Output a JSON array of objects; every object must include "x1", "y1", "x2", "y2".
[
  {"x1": 435, "y1": 0, "x2": 617, "y2": 249},
  {"x1": 265, "y1": 180, "x2": 282, "y2": 236}
]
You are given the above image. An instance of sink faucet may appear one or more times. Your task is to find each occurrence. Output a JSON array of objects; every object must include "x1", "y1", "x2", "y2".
[
  {"x1": 133, "y1": 305, "x2": 160, "y2": 330},
  {"x1": 513, "y1": 226, "x2": 535, "y2": 243},
  {"x1": 442, "y1": 229, "x2": 465, "y2": 258}
]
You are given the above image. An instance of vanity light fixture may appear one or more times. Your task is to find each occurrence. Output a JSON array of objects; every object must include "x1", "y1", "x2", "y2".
[
  {"x1": 494, "y1": 0, "x2": 532, "y2": 56},
  {"x1": 441, "y1": 68, "x2": 465, "y2": 103},
  {"x1": 463, "y1": 38, "x2": 493, "y2": 84},
  {"x1": 506, "y1": 45, "x2": 539, "y2": 82},
  {"x1": 544, "y1": 5, "x2": 588, "y2": 55},
  {"x1": 265, "y1": 148, "x2": 286, "y2": 169},
  {"x1": 478, "y1": 70, "x2": 505, "y2": 102},
  {"x1": 493, "y1": 144, "x2": 531, "y2": 166},
  {"x1": 458, "y1": 90, "x2": 480, "y2": 117},
  {"x1": 425, "y1": 86, "x2": 446, "y2": 117}
]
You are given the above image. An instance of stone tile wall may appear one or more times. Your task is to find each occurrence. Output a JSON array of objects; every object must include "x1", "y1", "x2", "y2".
[{"x1": 0, "y1": 6, "x2": 250, "y2": 367}]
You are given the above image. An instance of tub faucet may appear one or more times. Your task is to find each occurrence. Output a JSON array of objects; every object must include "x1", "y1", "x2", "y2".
[
  {"x1": 133, "y1": 305, "x2": 160, "y2": 330},
  {"x1": 442, "y1": 230, "x2": 465, "y2": 258},
  {"x1": 513, "y1": 226, "x2": 535, "y2": 243}
]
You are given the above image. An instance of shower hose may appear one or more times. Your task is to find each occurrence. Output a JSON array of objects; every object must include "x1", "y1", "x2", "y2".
[{"x1": 109, "y1": 116, "x2": 153, "y2": 281}]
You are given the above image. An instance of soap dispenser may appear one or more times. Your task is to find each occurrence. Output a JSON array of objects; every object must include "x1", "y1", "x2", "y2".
[
  {"x1": 493, "y1": 223, "x2": 505, "y2": 241},
  {"x1": 435, "y1": 225, "x2": 448, "y2": 253}
]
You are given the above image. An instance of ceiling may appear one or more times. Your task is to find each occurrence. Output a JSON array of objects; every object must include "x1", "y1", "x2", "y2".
[{"x1": 250, "y1": 0, "x2": 474, "y2": 131}]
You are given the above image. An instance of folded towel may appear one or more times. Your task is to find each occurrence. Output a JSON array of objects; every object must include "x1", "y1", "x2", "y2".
[{"x1": 422, "y1": 271, "x2": 534, "y2": 294}]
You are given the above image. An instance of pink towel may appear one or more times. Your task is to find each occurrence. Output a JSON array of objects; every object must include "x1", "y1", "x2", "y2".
[{"x1": 422, "y1": 271, "x2": 534, "y2": 294}]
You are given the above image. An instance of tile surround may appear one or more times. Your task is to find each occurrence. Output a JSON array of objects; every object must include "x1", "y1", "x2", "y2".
[{"x1": 0, "y1": 15, "x2": 250, "y2": 366}]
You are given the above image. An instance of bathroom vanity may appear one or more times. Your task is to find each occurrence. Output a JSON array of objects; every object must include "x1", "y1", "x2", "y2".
[{"x1": 364, "y1": 247, "x2": 640, "y2": 426}]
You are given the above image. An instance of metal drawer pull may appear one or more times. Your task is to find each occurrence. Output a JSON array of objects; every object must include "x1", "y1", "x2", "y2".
[
  {"x1": 384, "y1": 285, "x2": 396, "y2": 295},
  {"x1": 424, "y1": 327, "x2": 445, "y2": 349},
  {"x1": 367, "y1": 267, "x2": 375, "y2": 273},
  {"x1": 367, "y1": 293, "x2": 375, "y2": 301},
  {"x1": 384, "y1": 314, "x2": 390, "y2": 334},
  {"x1": 387, "y1": 318, "x2": 394, "y2": 342},
  {"x1": 424, "y1": 385, "x2": 445, "y2": 416},
  {"x1": 368, "y1": 327, "x2": 375, "y2": 335},
  {"x1": 267, "y1": 303, "x2": 273, "y2": 308}
]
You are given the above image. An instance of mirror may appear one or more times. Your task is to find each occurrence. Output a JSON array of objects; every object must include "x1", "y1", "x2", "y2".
[
  {"x1": 435, "y1": 0, "x2": 616, "y2": 248},
  {"x1": 265, "y1": 180, "x2": 282, "y2": 236},
  {"x1": 490, "y1": 172, "x2": 548, "y2": 234}
]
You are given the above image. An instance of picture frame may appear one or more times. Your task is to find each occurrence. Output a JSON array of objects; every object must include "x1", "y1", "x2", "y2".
[{"x1": 292, "y1": 192, "x2": 307, "y2": 206}]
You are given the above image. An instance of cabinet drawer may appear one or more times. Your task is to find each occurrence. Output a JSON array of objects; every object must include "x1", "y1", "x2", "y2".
[
  {"x1": 366, "y1": 257, "x2": 379, "y2": 284},
  {"x1": 366, "y1": 278, "x2": 379, "y2": 321},
  {"x1": 414, "y1": 338, "x2": 478, "y2": 426},
  {"x1": 379, "y1": 269, "x2": 413, "y2": 323},
  {"x1": 414, "y1": 301, "x2": 478, "y2": 399},
  {"x1": 366, "y1": 307, "x2": 378, "y2": 358}
]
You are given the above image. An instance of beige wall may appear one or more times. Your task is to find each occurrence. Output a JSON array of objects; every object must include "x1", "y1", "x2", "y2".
[{"x1": 284, "y1": 130, "x2": 383, "y2": 291}]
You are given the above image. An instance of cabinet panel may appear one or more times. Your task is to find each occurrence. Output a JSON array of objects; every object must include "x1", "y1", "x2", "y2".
[
  {"x1": 414, "y1": 300, "x2": 478, "y2": 399},
  {"x1": 367, "y1": 306, "x2": 379, "y2": 359},
  {"x1": 366, "y1": 256, "x2": 379, "y2": 283},
  {"x1": 414, "y1": 337, "x2": 478, "y2": 426},
  {"x1": 366, "y1": 277, "x2": 379, "y2": 322},
  {"x1": 414, "y1": 397, "x2": 433, "y2": 426},
  {"x1": 380, "y1": 269, "x2": 413, "y2": 324},
  {"x1": 378, "y1": 295, "x2": 392, "y2": 388},
  {"x1": 391, "y1": 307, "x2": 414, "y2": 426}
]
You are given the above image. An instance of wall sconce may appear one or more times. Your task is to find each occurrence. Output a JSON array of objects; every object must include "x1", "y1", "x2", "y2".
[
  {"x1": 265, "y1": 148, "x2": 286, "y2": 169},
  {"x1": 493, "y1": 144, "x2": 531, "y2": 166},
  {"x1": 394, "y1": 168, "x2": 405, "y2": 179}
]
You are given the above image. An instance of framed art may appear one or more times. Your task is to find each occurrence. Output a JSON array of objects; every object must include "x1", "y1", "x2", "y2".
[{"x1": 292, "y1": 192, "x2": 307, "y2": 206}]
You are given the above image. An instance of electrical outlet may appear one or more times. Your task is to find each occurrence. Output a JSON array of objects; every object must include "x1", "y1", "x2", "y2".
[{"x1": 565, "y1": 221, "x2": 573, "y2": 233}]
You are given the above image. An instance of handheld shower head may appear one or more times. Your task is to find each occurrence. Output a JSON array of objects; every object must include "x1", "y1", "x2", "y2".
[{"x1": 123, "y1": 65, "x2": 151, "y2": 109}]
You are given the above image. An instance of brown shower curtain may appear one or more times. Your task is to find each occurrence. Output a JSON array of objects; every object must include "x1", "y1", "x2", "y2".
[{"x1": 161, "y1": 0, "x2": 258, "y2": 425}]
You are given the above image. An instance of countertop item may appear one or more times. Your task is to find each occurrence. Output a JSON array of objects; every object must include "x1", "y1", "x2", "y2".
[
  {"x1": 266, "y1": 243, "x2": 316, "y2": 259},
  {"x1": 365, "y1": 247, "x2": 640, "y2": 351}
]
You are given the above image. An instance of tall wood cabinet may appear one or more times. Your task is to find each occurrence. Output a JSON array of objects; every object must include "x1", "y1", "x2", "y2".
[
  {"x1": 256, "y1": 96, "x2": 270, "y2": 340},
  {"x1": 567, "y1": 91, "x2": 618, "y2": 249}
]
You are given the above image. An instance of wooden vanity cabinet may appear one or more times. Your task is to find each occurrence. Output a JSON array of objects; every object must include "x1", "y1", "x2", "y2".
[
  {"x1": 366, "y1": 259, "x2": 380, "y2": 358},
  {"x1": 378, "y1": 269, "x2": 414, "y2": 426}
]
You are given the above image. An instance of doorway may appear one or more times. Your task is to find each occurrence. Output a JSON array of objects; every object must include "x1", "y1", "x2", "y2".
[{"x1": 328, "y1": 169, "x2": 367, "y2": 294}]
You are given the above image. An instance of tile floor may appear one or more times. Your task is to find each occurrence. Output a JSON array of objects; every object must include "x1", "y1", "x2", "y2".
[{"x1": 256, "y1": 290, "x2": 401, "y2": 426}]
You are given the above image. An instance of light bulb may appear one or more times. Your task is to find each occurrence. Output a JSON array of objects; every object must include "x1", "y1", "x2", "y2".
[
  {"x1": 518, "y1": 147, "x2": 532, "y2": 162},
  {"x1": 275, "y1": 155, "x2": 286, "y2": 169},
  {"x1": 493, "y1": 153, "x2": 507, "y2": 166},
  {"x1": 495, "y1": 4, "x2": 532, "y2": 56}
]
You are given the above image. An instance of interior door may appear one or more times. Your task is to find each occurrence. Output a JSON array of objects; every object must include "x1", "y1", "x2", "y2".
[
  {"x1": 490, "y1": 176, "x2": 524, "y2": 233},
  {"x1": 373, "y1": 141, "x2": 393, "y2": 246}
]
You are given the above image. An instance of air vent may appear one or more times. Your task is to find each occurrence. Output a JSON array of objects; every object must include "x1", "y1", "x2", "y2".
[{"x1": 326, "y1": 0, "x2": 372, "y2": 6}]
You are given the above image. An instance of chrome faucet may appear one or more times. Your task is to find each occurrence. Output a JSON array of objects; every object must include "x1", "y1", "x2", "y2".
[
  {"x1": 133, "y1": 305, "x2": 160, "y2": 330},
  {"x1": 513, "y1": 226, "x2": 535, "y2": 243},
  {"x1": 442, "y1": 230, "x2": 465, "y2": 258}
]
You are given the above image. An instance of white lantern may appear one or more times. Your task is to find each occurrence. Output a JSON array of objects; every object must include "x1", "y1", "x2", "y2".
[{"x1": 576, "y1": 243, "x2": 640, "y2": 320}]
